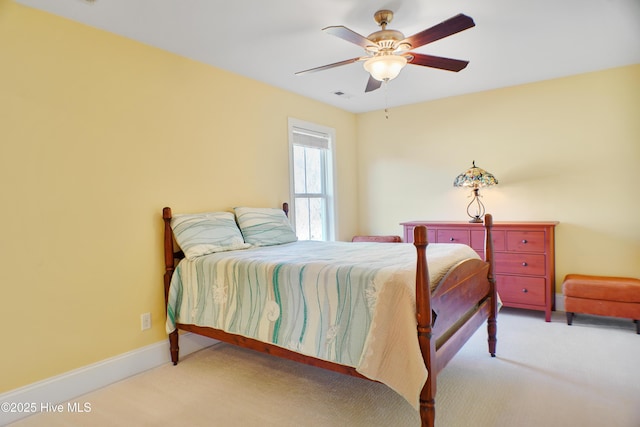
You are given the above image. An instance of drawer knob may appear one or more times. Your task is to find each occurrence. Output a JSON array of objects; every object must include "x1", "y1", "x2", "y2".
[
  {"x1": 450, "y1": 237, "x2": 455, "y2": 241},
  {"x1": 522, "y1": 288, "x2": 528, "y2": 293},
  {"x1": 522, "y1": 262, "x2": 528, "y2": 267},
  {"x1": 522, "y1": 239, "x2": 528, "y2": 244}
]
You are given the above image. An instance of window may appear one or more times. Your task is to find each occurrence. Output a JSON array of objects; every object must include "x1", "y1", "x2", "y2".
[{"x1": 288, "y1": 118, "x2": 336, "y2": 241}]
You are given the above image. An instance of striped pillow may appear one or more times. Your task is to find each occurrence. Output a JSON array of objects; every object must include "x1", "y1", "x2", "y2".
[
  {"x1": 171, "y1": 212, "x2": 250, "y2": 259},
  {"x1": 234, "y1": 207, "x2": 298, "y2": 247}
]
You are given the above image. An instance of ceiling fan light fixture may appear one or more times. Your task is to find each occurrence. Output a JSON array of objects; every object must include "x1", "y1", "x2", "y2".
[{"x1": 363, "y1": 54, "x2": 407, "y2": 82}]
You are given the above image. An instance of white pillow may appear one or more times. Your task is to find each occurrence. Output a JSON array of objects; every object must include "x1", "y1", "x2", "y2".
[
  {"x1": 234, "y1": 207, "x2": 298, "y2": 247},
  {"x1": 171, "y1": 212, "x2": 250, "y2": 259}
]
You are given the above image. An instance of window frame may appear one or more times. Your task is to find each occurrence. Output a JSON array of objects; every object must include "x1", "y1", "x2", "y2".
[{"x1": 287, "y1": 118, "x2": 337, "y2": 241}]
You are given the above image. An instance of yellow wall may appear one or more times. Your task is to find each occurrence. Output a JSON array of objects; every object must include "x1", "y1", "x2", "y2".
[
  {"x1": 0, "y1": 2, "x2": 357, "y2": 392},
  {"x1": 356, "y1": 64, "x2": 640, "y2": 287},
  {"x1": 2, "y1": 0, "x2": 639, "y2": 394}
]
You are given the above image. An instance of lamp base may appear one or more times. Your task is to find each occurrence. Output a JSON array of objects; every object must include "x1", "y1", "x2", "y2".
[{"x1": 465, "y1": 188, "x2": 485, "y2": 223}]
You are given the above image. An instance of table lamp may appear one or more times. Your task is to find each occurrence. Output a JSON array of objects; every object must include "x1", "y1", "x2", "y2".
[{"x1": 453, "y1": 161, "x2": 498, "y2": 223}]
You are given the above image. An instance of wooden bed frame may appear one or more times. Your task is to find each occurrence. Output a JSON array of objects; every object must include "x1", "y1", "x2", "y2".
[{"x1": 162, "y1": 204, "x2": 497, "y2": 427}]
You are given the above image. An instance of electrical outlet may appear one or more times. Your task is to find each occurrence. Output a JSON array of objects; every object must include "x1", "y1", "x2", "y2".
[{"x1": 141, "y1": 313, "x2": 151, "y2": 331}]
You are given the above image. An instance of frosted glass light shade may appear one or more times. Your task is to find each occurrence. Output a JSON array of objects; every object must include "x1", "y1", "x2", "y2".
[{"x1": 363, "y1": 55, "x2": 408, "y2": 81}]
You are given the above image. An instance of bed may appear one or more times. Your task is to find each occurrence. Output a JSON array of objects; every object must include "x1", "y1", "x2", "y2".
[{"x1": 162, "y1": 204, "x2": 497, "y2": 427}]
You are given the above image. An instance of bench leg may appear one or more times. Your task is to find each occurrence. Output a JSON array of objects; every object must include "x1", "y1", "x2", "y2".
[
  {"x1": 566, "y1": 312, "x2": 574, "y2": 326},
  {"x1": 635, "y1": 320, "x2": 639, "y2": 335}
]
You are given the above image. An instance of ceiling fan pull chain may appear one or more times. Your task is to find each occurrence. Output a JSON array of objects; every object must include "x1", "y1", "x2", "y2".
[{"x1": 384, "y1": 81, "x2": 391, "y2": 119}]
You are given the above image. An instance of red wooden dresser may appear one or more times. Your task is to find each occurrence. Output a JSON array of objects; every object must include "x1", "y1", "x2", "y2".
[{"x1": 401, "y1": 220, "x2": 558, "y2": 321}]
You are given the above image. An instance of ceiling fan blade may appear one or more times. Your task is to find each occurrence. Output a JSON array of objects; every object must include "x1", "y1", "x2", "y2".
[
  {"x1": 403, "y1": 13, "x2": 475, "y2": 50},
  {"x1": 295, "y1": 57, "x2": 362, "y2": 75},
  {"x1": 365, "y1": 75, "x2": 382, "y2": 93},
  {"x1": 323, "y1": 25, "x2": 376, "y2": 49},
  {"x1": 408, "y1": 53, "x2": 469, "y2": 72}
]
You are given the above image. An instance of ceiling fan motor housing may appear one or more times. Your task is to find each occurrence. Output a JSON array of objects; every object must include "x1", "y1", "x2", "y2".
[
  {"x1": 368, "y1": 29, "x2": 405, "y2": 48},
  {"x1": 368, "y1": 10, "x2": 407, "y2": 52}
]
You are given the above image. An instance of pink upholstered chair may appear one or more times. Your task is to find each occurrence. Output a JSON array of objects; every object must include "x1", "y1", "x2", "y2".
[{"x1": 351, "y1": 235, "x2": 402, "y2": 243}]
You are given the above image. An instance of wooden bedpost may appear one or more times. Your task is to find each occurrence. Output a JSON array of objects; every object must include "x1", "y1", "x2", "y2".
[
  {"x1": 414, "y1": 225, "x2": 436, "y2": 427},
  {"x1": 282, "y1": 202, "x2": 289, "y2": 217},
  {"x1": 484, "y1": 214, "x2": 498, "y2": 357},
  {"x1": 162, "y1": 207, "x2": 175, "y2": 306},
  {"x1": 162, "y1": 207, "x2": 180, "y2": 365}
]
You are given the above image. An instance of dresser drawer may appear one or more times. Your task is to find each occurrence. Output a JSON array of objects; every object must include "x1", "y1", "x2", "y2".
[
  {"x1": 495, "y1": 253, "x2": 546, "y2": 276},
  {"x1": 471, "y1": 229, "x2": 505, "y2": 252},
  {"x1": 426, "y1": 228, "x2": 436, "y2": 244},
  {"x1": 496, "y1": 275, "x2": 546, "y2": 306},
  {"x1": 436, "y1": 229, "x2": 470, "y2": 245},
  {"x1": 403, "y1": 226, "x2": 436, "y2": 244},
  {"x1": 506, "y1": 231, "x2": 545, "y2": 253}
]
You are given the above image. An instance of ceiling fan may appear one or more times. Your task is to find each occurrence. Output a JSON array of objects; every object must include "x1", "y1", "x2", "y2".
[{"x1": 296, "y1": 10, "x2": 475, "y2": 93}]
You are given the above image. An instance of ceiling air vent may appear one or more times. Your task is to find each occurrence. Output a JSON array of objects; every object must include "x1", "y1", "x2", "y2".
[{"x1": 332, "y1": 90, "x2": 353, "y2": 99}]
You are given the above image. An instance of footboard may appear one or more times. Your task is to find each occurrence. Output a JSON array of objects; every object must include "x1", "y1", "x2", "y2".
[{"x1": 432, "y1": 259, "x2": 491, "y2": 348}]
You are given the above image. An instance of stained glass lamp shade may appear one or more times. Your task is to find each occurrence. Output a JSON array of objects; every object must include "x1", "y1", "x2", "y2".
[{"x1": 453, "y1": 161, "x2": 498, "y2": 223}]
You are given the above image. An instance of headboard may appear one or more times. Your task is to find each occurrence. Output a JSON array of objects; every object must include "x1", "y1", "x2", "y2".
[{"x1": 162, "y1": 203, "x2": 290, "y2": 304}]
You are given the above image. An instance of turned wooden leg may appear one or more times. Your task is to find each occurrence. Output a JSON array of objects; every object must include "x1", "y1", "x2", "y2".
[
  {"x1": 420, "y1": 399, "x2": 435, "y2": 427},
  {"x1": 566, "y1": 312, "x2": 574, "y2": 326},
  {"x1": 169, "y1": 330, "x2": 179, "y2": 365},
  {"x1": 487, "y1": 317, "x2": 497, "y2": 357},
  {"x1": 487, "y1": 271, "x2": 498, "y2": 358}
]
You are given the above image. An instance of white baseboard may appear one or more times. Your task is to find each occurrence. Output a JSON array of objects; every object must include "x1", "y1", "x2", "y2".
[{"x1": 0, "y1": 333, "x2": 217, "y2": 426}]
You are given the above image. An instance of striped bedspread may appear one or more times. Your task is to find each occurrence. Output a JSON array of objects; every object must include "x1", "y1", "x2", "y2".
[{"x1": 166, "y1": 240, "x2": 480, "y2": 410}]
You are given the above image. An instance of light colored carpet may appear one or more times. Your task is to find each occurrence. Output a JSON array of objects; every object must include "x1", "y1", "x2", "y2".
[{"x1": 10, "y1": 309, "x2": 640, "y2": 427}]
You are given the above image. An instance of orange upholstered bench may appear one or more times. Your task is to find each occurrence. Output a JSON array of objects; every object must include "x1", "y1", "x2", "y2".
[{"x1": 562, "y1": 274, "x2": 640, "y2": 334}]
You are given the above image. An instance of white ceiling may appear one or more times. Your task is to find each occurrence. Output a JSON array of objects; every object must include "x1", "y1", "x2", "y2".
[{"x1": 15, "y1": 0, "x2": 640, "y2": 113}]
